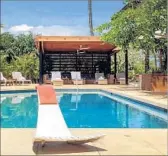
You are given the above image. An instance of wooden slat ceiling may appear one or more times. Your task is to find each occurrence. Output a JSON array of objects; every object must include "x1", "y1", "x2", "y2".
[{"x1": 35, "y1": 36, "x2": 118, "y2": 52}]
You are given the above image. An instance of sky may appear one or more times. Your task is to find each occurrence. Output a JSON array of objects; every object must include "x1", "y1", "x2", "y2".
[{"x1": 1, "y1": 0, "x2": 124, "y2": 36}]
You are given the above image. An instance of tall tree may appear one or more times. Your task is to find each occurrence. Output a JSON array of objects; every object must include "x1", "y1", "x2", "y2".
[
  {"x1": 88, "y1": 0, "x2": 94, "y2": 36},
  {"x1": 134, "y1": 0, "x2": 167, "y2": 72},
  {"x1": 0, "y1": 32, "x2": 16, "y2": 63}
]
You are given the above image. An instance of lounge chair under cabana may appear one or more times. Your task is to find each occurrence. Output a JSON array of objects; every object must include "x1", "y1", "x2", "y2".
[
  {"x1": 71, "y1": 72, "x2": 84, "y2": 85},
  {"x1": 95, "y1": 73, "x2": 108, "y2": 85},
  {"x1": 116, "y1": 73, "x2": 125, "y2": 84},
  {"x1": 51, "y1": 72, "x2": 63, "y2": 85},
  {"x1": 12, "y1": 72, "x2": 32, "y2": 85},
  {"x1": 34, "y1": 85, "x2": 105, "y2": 147}
]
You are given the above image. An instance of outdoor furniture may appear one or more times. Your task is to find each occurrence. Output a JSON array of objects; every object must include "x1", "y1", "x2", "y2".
[
  {"x1": 98, "y1": 79, "x2": 108, "y2": 85},
  {"x1": 62, "y1": 77, "x2": 72, "y2": 84},
  {"x1": 85, "y1": 79, "x2": 95, "y2": 84},
  {"x1": 0, "y1": 73, "x2": 14, "y2": 86},
  {"x1": 34, "y1": 85, "x2": 105, "y2": 147},
  {"x1": 107, "y1": 74, "x2": 115, "y2": 84},
  {"x1": 116, "y1": 73, "x2": 125, "y2": 84},
  {"x1": 43, "y1": 74, "x2": 52, "y2": 84},
  {"x1": 51, "y1": 72, "x2": 63, "y2": 86},
  {"x1": 12, "y1": 72, "x2": 32, "y2": 85},
  {"x1": 119, "y1": 78, "x2": 125, "y2": 85},
  {"x1": 71, "y1": 72, "x2": 84, "y2": 85},
  {"x1": 0, "y1": 72, "x2": 7, "y2": 85},
  {"x1": 95, "y1": 73, "x2": 108, "y2": 84},
  {"x1": 6, "y1": 79, "x2": 14, "y2": 86}
]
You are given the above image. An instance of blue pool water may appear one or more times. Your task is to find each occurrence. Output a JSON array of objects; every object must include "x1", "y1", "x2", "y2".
[{"x1": 1, "y1": 90, "x2": 167, "y2": 128}]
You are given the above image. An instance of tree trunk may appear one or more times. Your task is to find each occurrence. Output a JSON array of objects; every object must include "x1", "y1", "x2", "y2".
[
  {"x1": 88, "y1": 0, "x2": 94, "y2": 36},
  {"x1": 159, "y1": 49, "x2": 163, "y2": 71},
  {"x1": 163, "y1": 49, "x2": 167, "y2": 72},
  {"x1": 125, "y1": 49, "x2": 128, "y2": 85},
  {"x1": 153, "y1": 53, "x2": 157, "y2": 70},
  {"x1": 145, "y1": 51, "x2": 150, "y2": 73}
]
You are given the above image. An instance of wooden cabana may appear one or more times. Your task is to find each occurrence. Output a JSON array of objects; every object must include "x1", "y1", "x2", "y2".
[{"x1": 35, "y1": 36, "x2": 128, "y2": 84}]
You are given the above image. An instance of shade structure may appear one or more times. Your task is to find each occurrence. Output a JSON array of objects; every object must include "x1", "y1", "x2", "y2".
[
  {"x1": 35, "y1": 36, "x2": 117, "y2": 52},
  {"x1": 35, "y1": 36, "x2": 121, "y2": 83}
]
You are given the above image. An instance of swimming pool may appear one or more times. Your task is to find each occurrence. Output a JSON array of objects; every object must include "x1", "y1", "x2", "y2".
[{"x1": 1, "y1": 89, "x2": 167, "y2": 128}]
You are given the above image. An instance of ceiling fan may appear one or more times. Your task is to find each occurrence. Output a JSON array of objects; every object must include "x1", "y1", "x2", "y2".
[{"x1": 77, "y1": 45, "x2": 90, "y2": 54}]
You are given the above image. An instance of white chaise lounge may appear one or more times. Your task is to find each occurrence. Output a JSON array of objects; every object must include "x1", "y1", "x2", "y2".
[
  {"x1": 95, "y1": 73, "x2": 107, "y2": 85},
  {"x1": 51, "y1": 72, "x2": 63, "y2": 85},
  {"x1": 0, "y1": 72, "x2": 7, "y2": 85},
  {"x1": 12, "y1": 72, "x2": 32, "y2": 85},
  {"x1": 71, "y1": 72, "x2": 84, "y2": 85},
  {"x1": 34, "y1": 85, "x2": 105, "y2": 147},
  {"x1": 116, "y1": 73, "x2": 125, "y2": 84}
]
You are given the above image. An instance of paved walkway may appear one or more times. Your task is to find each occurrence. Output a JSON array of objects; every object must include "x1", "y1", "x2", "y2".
[
  {"x1": 1, "y1": 129, "x2": 167, "y2": 155},
  {"x1": 1, "y1": 85, "x2": 167, "y2": 155}
]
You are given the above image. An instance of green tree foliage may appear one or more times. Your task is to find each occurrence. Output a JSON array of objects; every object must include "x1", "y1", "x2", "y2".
[
  {"x1": 135, "y1": 0, "x2": 167, "y2": 72},
  {"x1": 0, "y1": 53, "x2": 14, "y2": 77},
  {"x1": 0, "y1": 32, "x2": 16, "y2": 63},
  {"x1": 96, "y1": 0, "x2": 167, "y2": 75},
  {"x1": 0, "y1": 32, "x2": 39, "y2": 81},
  {"x1": 111, "y1": 47, "x2": 145, "y2": 78},
  {"x1": 13, "y1": 52, "x2": 39, "y2": 80},
  {"x1": 13, "y1": 33, "x2": 36, "y2": 56},
  {"x1": 1, "y1": 32, "x2": 36, "y2": 58},
  {"x1": 96, "y1": 8, "x2": 137, "y2": 50}
]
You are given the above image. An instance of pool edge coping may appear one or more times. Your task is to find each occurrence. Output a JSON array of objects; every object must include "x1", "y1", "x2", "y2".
[
  {"x1": 101, "y1": 89, "x2": 168, "y2": 111},
  {"x1": 1, "y1": 88, "x2": 167, "y2": 111}
]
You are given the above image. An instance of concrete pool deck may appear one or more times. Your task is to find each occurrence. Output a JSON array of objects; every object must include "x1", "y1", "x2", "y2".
[
  {"x1": 1, "y1": 84, "x2": 167, "y2": 155},
  {"x1": 1, "y1": 129, "x2": 167, "y2": 155}
]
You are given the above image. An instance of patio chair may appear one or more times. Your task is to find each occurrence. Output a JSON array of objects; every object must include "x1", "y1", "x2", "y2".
[
  {"x1": 71, "y1": 72, "x2": 84, "y2": 85},
  {"x1": 34, "y1": 85, "x2": 105, "y2": 147},
  {"x1": 12, "y1": 72, "x2": 32, "y2": 85},
  {"x1": 51, "y1": 72, "x2": 63, "y2": 85},
  {"x1": 116, "y1": 73, "x2": 125, "y2": 84},
  {"x1": 0, "y1": 72, "x2": 7, "y2": 85},
  {"x1": 95, "y1": 73, "x2": 108, "y2": 85}
]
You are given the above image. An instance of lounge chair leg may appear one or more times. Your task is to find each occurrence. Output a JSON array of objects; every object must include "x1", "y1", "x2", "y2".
[{"x1": 41, "y1": 140, "x2": 45, "y2": 147}]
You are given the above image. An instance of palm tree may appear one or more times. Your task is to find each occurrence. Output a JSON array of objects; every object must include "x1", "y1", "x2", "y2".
[
  {"x1": 88, "y1": 0, "x2": 94, "y2": 36},
  {"x1": 0, "y1": 24, "x2": 4, "y2": 28},
  {"x1": 0, "y1": 24, "x2": 4, "y2": 33}
]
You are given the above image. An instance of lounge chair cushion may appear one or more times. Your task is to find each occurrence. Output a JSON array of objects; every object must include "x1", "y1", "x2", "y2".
[
  {"x1": 18, "y1": 77, "x2": 26, "y2": 81},
  {"x1": 36, "y1": 85, "x2": 58, "y2": 105},
  {"x1": 98, "y1": 76, "x2": 104, "y2": 80}
]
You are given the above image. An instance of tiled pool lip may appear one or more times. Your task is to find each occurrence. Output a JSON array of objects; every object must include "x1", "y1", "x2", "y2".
[
  {"x1": 1, "y1": 88, "x2": 167, "y2": 112},
  {"x1": 99, "y1": 91, "x2": 167, "y2": 121},
  {"x1": 101, "y1": 89, "x2": 168, "y2": 112}
]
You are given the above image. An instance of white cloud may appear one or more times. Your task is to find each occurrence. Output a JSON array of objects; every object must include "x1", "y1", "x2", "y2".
[
  {"x1": 9, "y1": 24, "x2": 33, "y2": 32},
  {"x1": 7, "y1": 24, "x2": 90, "y2": 36}
]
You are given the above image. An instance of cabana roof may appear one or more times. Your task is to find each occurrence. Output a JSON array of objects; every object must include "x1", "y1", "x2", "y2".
[{"x1": 35, "y1": 36, "x2": 118, "y2": 52}]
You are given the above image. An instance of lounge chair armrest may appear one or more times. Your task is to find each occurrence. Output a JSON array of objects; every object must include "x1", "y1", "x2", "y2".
[{"x1": 18, "y1": 76, "x2": 26, "y2": 81}]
